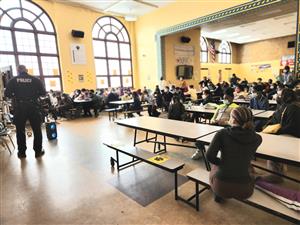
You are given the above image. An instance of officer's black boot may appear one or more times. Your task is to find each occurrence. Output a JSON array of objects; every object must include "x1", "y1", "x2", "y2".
[
  {"x1": 17, "y1": 151, "x2": 26, "y2": 158},
  {"x1": 35, "y1": 150, "x2": 45, "y2": 158}
]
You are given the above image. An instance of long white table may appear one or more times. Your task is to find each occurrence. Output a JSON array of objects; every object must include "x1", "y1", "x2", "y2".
[
  {"x1": 234, "y1": 99, "x2": 277, "y2": 105},
  {"x1": 197, "y1": 132, "x2": 300, "y2": 167},
  {"x1": 185, "y1": 106, "x2": 275, "y2": 119},
  {"x1": 116, "y1": 117, "x2": 223, "y2": 170},
  {"x1": 109, "y1": 99, "x2": 134, "y2": 105}
]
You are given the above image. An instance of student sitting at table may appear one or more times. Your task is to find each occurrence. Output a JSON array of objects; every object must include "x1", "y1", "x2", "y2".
[
  {"x1": 187, "y1": 85, "x2": 198, "y2": 102},
  {"x1": 168, "y1": 96, "x2": 186, "y2": 121},
  {"x1": 106, "y1": 88, "x2": 119, "y2": 108},
  {"x1": 128, "y1": 91, "x2": 142, "y2": 117},
  {"x1": 203, "y1": 107, "x2": 262, "y2": 202},
  {"x1": 90, "y1": 90, "x2": 103, "y2": 117},
  {"x1": 262, "y1": 88, "x2": 300, "y2": 183},
  {"x1": 192, "y1": 89, "x2": 214, "y2": 123},
  {"x1": 162, "y1": 86, "x2": 173, "y2": 112},
  {"x1": 192, "y1": 88, "x2": 238, "y2": 160},
  {"x1": 249, "y1": 85, "x2": 269, "y2": 110},
  {"x1": 234, "y1": 84, "x2": 247, "y2": 100}
]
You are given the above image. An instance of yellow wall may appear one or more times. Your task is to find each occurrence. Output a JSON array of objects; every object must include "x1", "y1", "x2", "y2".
[
  {"x1": 164, "y1": 29, "x2": 200, "y2": 87},
  {"x1": 135, "y1": 0, "x2": 249, "y2": 89},
  {"x1": 33, "y1": 0, "x2": 137, "y2": 93}
]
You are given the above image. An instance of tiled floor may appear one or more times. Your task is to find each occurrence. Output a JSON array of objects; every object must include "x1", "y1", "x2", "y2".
[{"x1": 0, "y1": 114, "x2": 296, "y2": 225}]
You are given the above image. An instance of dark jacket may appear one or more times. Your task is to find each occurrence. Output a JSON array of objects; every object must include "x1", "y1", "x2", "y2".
[
  {"x1": 270, "y1": 103, "x2": 300, "y2": 138},
  {"x1": 250, "y1": 95, "x2": 269, "y2": 110},
  {"x1": 206, "y1": 127, "x2": 262, "y2": 183},
  {"x1": 168, "y1": 102, "x2": 186, "y2": 121}
]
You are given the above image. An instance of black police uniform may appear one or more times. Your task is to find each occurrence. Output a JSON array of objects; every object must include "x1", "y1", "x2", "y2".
[{"x1": 4, "y1": 72, "x2": 46, "y2": 157}]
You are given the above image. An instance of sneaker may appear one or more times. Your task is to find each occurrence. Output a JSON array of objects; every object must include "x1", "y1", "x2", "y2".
[
  {"x1": 17, "y1": 152, "x2": 26, "y2": 159},
  {"x1": 191, "y1": 150, "x2": 203, "y2": 160},
  {"x1": 35, "y1": 150, "x2": 45, "y2": 158}
]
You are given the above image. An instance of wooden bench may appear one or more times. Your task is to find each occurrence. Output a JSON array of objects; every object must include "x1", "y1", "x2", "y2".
[
  {"x1": 182, "y1": 168, "x2": 299, "y2": 223},
  {"x1": 103, "y1": 143, "x2": 185, "y2": 200},
  {"x1": 104, "y1": 108, "x2": 120, "y2": 121}
]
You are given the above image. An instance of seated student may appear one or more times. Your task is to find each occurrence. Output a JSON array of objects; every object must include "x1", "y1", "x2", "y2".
[
  {"x1": 148, "y1": 99, "x2": 161, "y2": 117},
  {"x1": 212, "y1": 83, "x2": 223, "y2": 99},
  {"x1": 234, "y1": 84, "x2": 247, "y2": 99},
  {"x1": 128, "y1": 91, "x2": 142, "y2": 117},
  {"x1": 106, "y1": 88, "x2": 119, "y2": 108},
  {"x1": 54, "y1": 93, "x2": 73, "y2": 119},
  {"x1": 192, "y1": 88, "x2": 239, "y2": 160},
  {"x1": 187, "y1": 85, "x2": 198, "y2": 102},
  {"x1": 249, "y1": 85, "x2": 269, "y2": 110},
  {"x1": 240, "y1": 78, "x2": 248, "y2": 88},
  {"x1": 154, "y1": 86, "x2": 163, "y2": 108},
  {"x1": 162, "y1": 86, "x2": 173, "y2": 111},
  {"x1": 168, "y1": 96, "x2": 186, "y2": 121},
  {"x1": 262, "y1": 88, "x2": 300, "y2": 183},
  {"x1": 90, "y1": 90, "x2": 103, "y2": 117},
  {"x1": 192, "y1": 89, "x2": 214, "y2": 123},
  {"x1": 203, "y1": 107, "x2": 262, "y2": 202}
]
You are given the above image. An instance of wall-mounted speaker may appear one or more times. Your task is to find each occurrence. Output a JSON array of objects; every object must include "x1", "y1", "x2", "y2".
[
  {"x1": 71, "y1": 30, "x2": 84, "y2": 38},
  {"x1": 287, "y1": 41, "x2": 295, "y2": 48},
  {"x1": 180, "y1": 36, "x2": 191, "y2": 43}
]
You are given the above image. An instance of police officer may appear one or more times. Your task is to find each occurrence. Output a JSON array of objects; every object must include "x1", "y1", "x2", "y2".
[{"x1": 4, "y1": 65, "x2": 46, "y2": 158}]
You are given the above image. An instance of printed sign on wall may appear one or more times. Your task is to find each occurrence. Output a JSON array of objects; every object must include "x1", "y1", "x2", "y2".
[
  {"x1": 280, "y1": 55, "x2": 295, "y2": 66},
  {"x1": 70, "y1": 44, "x2": 86, "y2": 64}
]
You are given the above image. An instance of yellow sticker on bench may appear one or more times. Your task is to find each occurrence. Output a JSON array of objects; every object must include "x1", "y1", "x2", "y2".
[{"x1": 148, "y1": 156, "x2": 169, "y2": 164}]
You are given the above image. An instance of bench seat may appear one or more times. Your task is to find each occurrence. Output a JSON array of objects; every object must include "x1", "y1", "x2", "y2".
[
  {"x1": 185, "y1": 167, "x2": 299, "y2": 223},
  {"x1": 103, "y1": 143, "x2": 185, "y2": 200}
]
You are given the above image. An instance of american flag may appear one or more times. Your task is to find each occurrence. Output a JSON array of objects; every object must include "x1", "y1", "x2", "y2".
[{"x1": 209, "y1": 40, "x2": 216, "y2": 63}]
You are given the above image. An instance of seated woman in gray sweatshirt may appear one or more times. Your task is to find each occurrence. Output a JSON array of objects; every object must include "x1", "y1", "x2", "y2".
[{"x1": 206, "y1": 106, "x2": 262, "y2": 202}]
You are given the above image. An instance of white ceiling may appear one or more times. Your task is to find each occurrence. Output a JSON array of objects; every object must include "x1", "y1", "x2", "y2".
[
  {"x1": 58, "y1": 0, "x2": 174, "y2": 19},
  {"x1": 201, "y1": 13, "x2": 297, "y2": 44}
]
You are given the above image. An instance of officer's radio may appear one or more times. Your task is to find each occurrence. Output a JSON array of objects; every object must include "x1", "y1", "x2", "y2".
[{"x1": 46, "y1": 122, "x2": 57, "y2": 140}]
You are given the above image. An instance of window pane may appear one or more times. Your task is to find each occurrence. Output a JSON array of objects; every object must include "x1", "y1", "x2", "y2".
[
  {"x1": 97, "y1": 17, "x2": 110, "y2": 27},
  {"x1": 21, "y1": 0, "x2": 42, "y2": 15},
  {"x1": 96, "y1": 77, "x2": 108, "y2": 89},
  {"x1": 15, "y1": 31, "x2": 36, "y2": 52},
  {"x1": 14, "y1": 20, "x2": 33, "y2": 30},
  {"x1": 111, "y1": 18, "x2": 123, "y2": 30},
  {"x1": 121, "y1": 60, "x2": 131, "y2": 75},
  {"x1": 0, "y1": 55, "x2": 17, "y2": 75},
  {"x1": 44, "y1": 77, "x2": 61, "y2": 91},
  {"x1": 18, "y1": 55, "x2": 39, "y2": 75},
  {"x1": 95, "y1": 59, "x2": 107, "y2": 75},
  {"x1": 121, "y1": 28, "x2": 129, "y2": 42},
  {"x1": 120, "y1": 43, "x2": 130, "y2": 59},
  {"x1": 41, "y1": 56, "x2": 59, "y2": 76},
  {"x1": 93, "y1": 40, "x2": 106, "y2": 57},
  {"x1": 0, "y1": 0, "x2": 20, "y2": 10},
  {"x1": 92, "y1": 23, "x2": 100, "y2": 38},
  {"x1": 38, "y1": 34, "x2": 57, "y2": 54},
  {"x1": 111, "y1": 25, "x2": 119, "y2": 34},
  {"x1": 122, "y1": 76, "x2": 132, "y2": 88},
  {"x1": 0, "y1": 14, "x2": 13, "y2": 27},
  {"x1": 40, "y1": 14, "x2": 54, "y2": 32},
  {"x1": 34, "y1": 19, "x2": 45, "y2": 31},
  {"x1": 106, "y1": 42, "x2": 119, "y2": 58},
  {"x1": 23, "y1": 10, "x2": 36, "y2": 21},
  {"x1": 0, "y1": 30, "x2": 13, "y2": 51},
  {"x1": 7, "y1": 9, "x2": 21, "y2": 19},
  {"x1": 99, "y1": 29, "x2": 105, "y2": 39},
  {"x1": 106, "y1": 33, "x2": 117, "y2": 41},
  {"x1": 110, "y1": 76, "x2": 121, "y2": 88},
  {"x1": 102, "y1": 24, "x2": 111, "y2": 33},
  {"x1": 117, "y1": 32, "x2": 124, "y2": 42},
  {"x1": 227, "y1": 54, "x2": 231, "y2": 64},
  {"x1": 108, "y1": 60, "x2": 120, "y2": 75}
]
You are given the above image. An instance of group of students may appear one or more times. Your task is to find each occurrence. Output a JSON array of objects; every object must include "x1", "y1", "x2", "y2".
[{"x1": 154, "y1": 71, "x2": 299, "y2": 204}]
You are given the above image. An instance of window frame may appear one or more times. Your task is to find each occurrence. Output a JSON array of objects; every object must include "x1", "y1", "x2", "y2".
[
  {"x1": 0, "y1": 0, "x2": 62, "y2": 91},
  {"x1": 92, "y1": 16, "x2": 133, "y2": 89},
  {"x1": 218, "y1": 40, "x2": 231, "y2": 64},
  {"x1": 200, "y1": 36, "x2": 208, "y2": 63}
]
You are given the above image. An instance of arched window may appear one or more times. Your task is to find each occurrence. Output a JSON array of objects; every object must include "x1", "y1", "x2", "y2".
[
  {"x1": 92, "y1": 16, "x2": 133, "y2": 88},
  {"x1": 200, "y1": 36, "x2": 208, "y2": 63},
  {"x1": 0, "y1": 0, "x2": 62, "y2": 91},
  {"x1": 218, "y1": 41, "x2": 231, "y2": 64}
]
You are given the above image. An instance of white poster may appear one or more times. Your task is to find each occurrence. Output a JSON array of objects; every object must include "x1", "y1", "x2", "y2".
[
  {"x1": 174, "y1": 45, "x2": 195, "y2": 56},
  {"x1": 70, "y1": 44, "x2": 86, "y2": 64}
]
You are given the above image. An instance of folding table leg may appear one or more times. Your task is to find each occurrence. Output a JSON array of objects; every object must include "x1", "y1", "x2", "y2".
[
  {"x1": 8, "y1": 135, "x2": 15, "y2": 149},
  {"x1": 174, "y1": 171, "x2": 178, "y2": 200},
  {"x1": 201, "y1": 148, "x2": 211, "y2": 171},
  {"x1": 133, "y1": 129, "x2": 137, "y2": 146},
  {"x1": 153, "y1": 134, "x2": 158, "y2": 153},
  {"x1": 195, "y1": 182, "x2": 199, "y2": 211}
]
